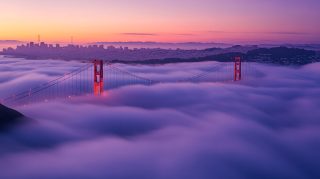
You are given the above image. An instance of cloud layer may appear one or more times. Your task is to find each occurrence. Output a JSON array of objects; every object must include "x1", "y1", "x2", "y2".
[{"x1": 0, "y1": 56, "x2": 320, "y2": 178}]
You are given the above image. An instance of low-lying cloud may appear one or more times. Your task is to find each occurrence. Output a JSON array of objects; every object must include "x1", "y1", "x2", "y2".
[
  {"x1": 0, "y1": 55, "x2": 320, "y2": 178},
  {"x1": 120, "y1": 33, "x2": 158, "y2": 36}
]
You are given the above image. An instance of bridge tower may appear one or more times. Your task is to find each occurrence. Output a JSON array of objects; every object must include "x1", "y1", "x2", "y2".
[
  {"x1": 234, "y1": 57, "x2": 242, "y2": 81},
  {"x1": 93, "y1": 60, "x2": 104, "y2": 95}
]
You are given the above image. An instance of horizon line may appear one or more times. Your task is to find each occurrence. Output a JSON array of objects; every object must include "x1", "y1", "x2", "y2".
[{"x1": 1, "y1": 40, "x2": 320, "y2": 45}]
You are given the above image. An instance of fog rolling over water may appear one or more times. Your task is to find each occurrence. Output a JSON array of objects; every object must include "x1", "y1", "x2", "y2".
[{"x1": 0, "y1": 56, "x2": 320, "y2": 179}]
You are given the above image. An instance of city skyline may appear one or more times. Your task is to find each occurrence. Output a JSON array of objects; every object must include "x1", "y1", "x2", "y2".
[{"x1": 0, "y1": 0, "x2": 319, "y2": 44}]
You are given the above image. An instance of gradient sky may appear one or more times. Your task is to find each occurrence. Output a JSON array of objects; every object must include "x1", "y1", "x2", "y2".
[{"x1": 0, "y1": 0, "x2": 319, "y2": 43}]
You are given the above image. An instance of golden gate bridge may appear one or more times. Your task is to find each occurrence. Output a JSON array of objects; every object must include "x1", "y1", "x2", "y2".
[{"x1": 2, "y1": 57, "x2": 250, "y2": 107}]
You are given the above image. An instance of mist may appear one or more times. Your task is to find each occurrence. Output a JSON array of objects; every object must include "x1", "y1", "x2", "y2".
[{"x1": 0, "y1": 55, "x2": 320, "y2": 178}]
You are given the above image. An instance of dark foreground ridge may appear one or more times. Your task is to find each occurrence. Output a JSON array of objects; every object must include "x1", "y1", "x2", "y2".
[{"x1": 0, "y1": 104, "x2": 25, "y2": 131}]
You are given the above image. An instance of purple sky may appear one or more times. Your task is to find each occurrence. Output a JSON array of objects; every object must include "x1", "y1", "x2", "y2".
[{"x1": 0, "y1": 0, "x2": 319, "y2": 44}]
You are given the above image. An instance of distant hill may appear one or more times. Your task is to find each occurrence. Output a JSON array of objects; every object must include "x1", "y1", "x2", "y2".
[
  {"x1": 113, "y1": 52, "x2": 244, "y2": 64},
  {"x1": 0, "y1": 104, "x2": 26, "y2": 131},
  {"x1": 91, "y1": 41, "x2": 233, "y2": 50},
  {"x1": 259, "y1": 44, "x2": 320, "y2": 51},
  {"x1": 113, "y1": 47, "x2": 319, "y2": 65},
  {"x1": 245, "y1": 47, "x2": 317, "y2": 65},
  {"x1": 247, "y1": 47, "x2": 315, "y2": 58}
]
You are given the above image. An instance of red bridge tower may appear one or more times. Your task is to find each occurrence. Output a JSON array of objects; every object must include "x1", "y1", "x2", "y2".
[
  {"x1": 234, "y1": 57, "x2": 242, "y2": 81},
  {"x1": 93, "y1": 60, "x2": 104, "y2": 95}
]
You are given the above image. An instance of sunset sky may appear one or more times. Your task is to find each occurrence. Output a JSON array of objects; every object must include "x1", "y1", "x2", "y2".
[{"x1": 0, "y1": 0, "x2": 319, "y2": 44}]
